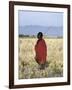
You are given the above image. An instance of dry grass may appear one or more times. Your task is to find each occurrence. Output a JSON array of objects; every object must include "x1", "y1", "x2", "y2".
[{"x1": 18, "y1": 37, "x2": 63, "y2": 79}]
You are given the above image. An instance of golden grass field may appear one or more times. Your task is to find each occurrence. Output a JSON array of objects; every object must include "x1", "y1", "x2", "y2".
[{"x1": 18, "y1": 37, "x2": 63, "y2": 79}]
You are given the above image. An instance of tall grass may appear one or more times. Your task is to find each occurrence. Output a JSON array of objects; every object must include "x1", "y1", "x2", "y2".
[{"x1": 18, "y1": 37, "x2": 63, "y2": 79}]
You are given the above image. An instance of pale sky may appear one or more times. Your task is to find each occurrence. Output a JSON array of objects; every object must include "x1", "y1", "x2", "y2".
[{"x1": 18, "y1": 10, "x2": 63, "y2": 27}]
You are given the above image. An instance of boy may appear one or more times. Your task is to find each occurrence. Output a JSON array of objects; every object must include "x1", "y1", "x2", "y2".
[{"x1": 35, "y1": 32, "x2": 47, "y2": 69}]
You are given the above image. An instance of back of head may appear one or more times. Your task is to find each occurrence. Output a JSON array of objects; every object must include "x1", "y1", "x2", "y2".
[{"x1": 37, "y1": 32, "x2": 43, "y2": 39}]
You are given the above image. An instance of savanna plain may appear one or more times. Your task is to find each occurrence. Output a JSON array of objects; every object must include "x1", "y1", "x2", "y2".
[{"x1": 19, "y1": 37, "x2": 63, "y2": 79}]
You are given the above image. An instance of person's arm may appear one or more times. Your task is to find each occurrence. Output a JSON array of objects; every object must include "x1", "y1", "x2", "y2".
[
  {"x1": 43, "y1": 40, "x2": 47, "y2": 57},
  {"x1": 45, "y1": 42, "x2": 47, "y2": 57}
]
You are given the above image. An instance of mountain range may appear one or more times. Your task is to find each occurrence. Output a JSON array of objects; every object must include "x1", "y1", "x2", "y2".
[{"x1": 19, "y1": 25, "x2": 63, "y2": 37}]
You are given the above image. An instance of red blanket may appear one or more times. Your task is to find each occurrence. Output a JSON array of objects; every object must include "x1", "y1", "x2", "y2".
[{"x1": 35, "y1": 39, "x2": 47, "y2": 64}]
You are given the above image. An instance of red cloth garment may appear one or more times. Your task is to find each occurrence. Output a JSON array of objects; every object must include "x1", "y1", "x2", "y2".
[{"x1": 35, "y1": 39, "x2": 47, "y2": 64}]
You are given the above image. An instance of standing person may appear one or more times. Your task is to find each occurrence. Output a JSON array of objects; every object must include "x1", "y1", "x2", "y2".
[{"x1": 35, "y1": 32, "x2": 47, "y2": 69}]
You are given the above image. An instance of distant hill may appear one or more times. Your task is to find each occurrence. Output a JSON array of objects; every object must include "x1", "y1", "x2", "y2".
[{"x1": 19, "y1": 25, "x2": 63, "y2": 38}]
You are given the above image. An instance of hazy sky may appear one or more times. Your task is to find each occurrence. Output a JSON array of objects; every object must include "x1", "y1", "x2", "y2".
[{"x1": 18, "y1": 10, "x2": 63, "y2": 27}]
